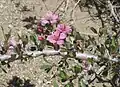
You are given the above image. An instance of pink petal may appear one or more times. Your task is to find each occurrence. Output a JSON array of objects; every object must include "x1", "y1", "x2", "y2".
[
  {"x1": 57, "y1": 24, "x2": 63, "y2": 29},
  {"x1": 59, "y1": 33, "x2": 67, "y2": 39},
  {"x1": 53, "y1": 31, "x2": 60, "y2": 37},
  {"x1": 41, "y1": 18, "x2": 49, "y2": 26},
  {"x1": 57, "y1": 24, "x2": 72, "y2": 34},
  {"x1": 41, "y1": 11, "x2": 59, "y2": 25},
  {"x1": 45, "y1": 12, "x2": 53, "y2": 20},
  {"x1": 56, "y1": 24, "x2": 63, "y2": 32},
  {"x1": 52, "y1": 14, "x2": 59, "y2": 20},
  {"x1": 50, "y1": 20, "x2": 57, "y2": 24},
  {"x1": 57, "y1": 40, "x2": 64, "y2": 45},
  {"x1": 66, "y1": 26, "x2": 72, "y2": 33},
  {"x1": 46, "y1": 11, "x2": 53, "y2": 17},
  {"x1": 47, "y1": 35, "x2": 56, "y2": 44}
]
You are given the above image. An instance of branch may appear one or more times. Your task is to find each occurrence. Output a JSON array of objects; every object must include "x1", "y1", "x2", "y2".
[
  {"x1": 0, "y1": 50, "x2": 120, "y2": 62},
  {"x1": 108, "y1": 0, "x2": 120, "y2": 22},
  {"x1": 88, "y1": 65, "x2": 106, "y2": 84},
  {"x1": 54, "y1": 0, "x2": 65, "y2": 13},
  {"x1": 70, "y1": 0, "x2": 81, "y2": 24}
]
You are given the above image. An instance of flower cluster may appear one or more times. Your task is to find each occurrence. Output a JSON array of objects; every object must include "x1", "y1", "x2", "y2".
[
  {"x1": 37, "y1": 11, "x2": 72, "y2": 46},
  {"x1": 47, "y1": 24, "x2": 72, "y2": 45},
  {"x1": 41, "y1": 11, "x2": 59, "y2": 26}
]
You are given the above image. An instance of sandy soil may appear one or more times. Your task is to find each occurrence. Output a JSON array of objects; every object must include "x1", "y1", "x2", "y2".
[{"x1": 0, "y1": 0, "x2": 103, "y2": 87}]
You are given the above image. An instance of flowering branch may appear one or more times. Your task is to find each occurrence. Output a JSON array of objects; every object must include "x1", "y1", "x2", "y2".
[{"x1": 0, "y1": 49, "x2": 120, "y2": 62}]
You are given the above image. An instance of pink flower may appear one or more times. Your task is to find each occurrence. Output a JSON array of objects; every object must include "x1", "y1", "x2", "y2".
[
  {"x1": 47, "y1": 31, "x2": 66, "y2": 45},
  {"x1": 82, "y1": 59, "x2": 92, "y2": 72},
  {"x1": 56, "y1": 24, "x2": 72, "y2": 34},
  {"x1": 41, "y1": 11, "x2": 59, "y2": 26},
  {"x1": 41, "y1": 18, "x2": 49, "y2": 26}
]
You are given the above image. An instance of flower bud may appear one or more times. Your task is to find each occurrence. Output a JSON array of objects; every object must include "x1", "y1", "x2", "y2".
[
  {"x1": 38, "y1": 36, "x2": 44, "y2": 41},
  {"x1": 9, "y1": 37, "x2": 17, "y2": 47},
  {"x1": 37, "y1": 26, "x2": 43, "y2": 33}
]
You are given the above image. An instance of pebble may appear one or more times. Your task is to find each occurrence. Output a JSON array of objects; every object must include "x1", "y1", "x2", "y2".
[
  {"x1": 8, "y1": 24, "x2": 14, "y2": 28},
  {"x1": 59, "y1": 8, "x2": 65, "y2": 12},
  {"x1": 0, "y1": 4, "x2": 3, "y2": 8}
]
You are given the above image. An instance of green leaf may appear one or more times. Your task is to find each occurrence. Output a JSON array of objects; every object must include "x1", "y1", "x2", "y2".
[
  {"x1": 110, "y1": 37, "x2": 118, "y2": 53},
  {"x1": 74, "y1": 32, "x2": 83, "y2": 40},
  {"x1": 102, "y1": 68, "x2": 108, "y2": 77},
  {"x1": 79, "y1": 80, "x2": 86, "y2": 87},
  {"x1": 5, "y1": 29, "x2": 12, "y2": 41},
  {"x1": 21, "y1": 34, "x2": 28, "y2": 46},
  {"x1": 73, "y1": 65, "x2": 82, "y2": 73},
  {"x1": 60, "y1": 47, "x2": 67, "y2": 52},
  {"x1": 111, "y1": 37, "x2": 116, "y2": 47},
  {"x1": 68, "y1": 50, "x2": 76, "y2": 58},
  {"x1": 68, "y1": 36, "x2": 75, "y2": 44},
  {"x1": 90, "y1": 27, "x2": 97, "y2": 34},
  {"x1": 38, "y1": 40, "x2": 45, "y2": 51},
  {"x1": 1, "y1": 67, "x2": 7, "y2": 73},
  {"x1": 1, "y1": 26, "x2": 12, "y2": 42},
  {"x1": 43, "y1": 57, "x2": 51, "y2": 64},
  {"x1": 59, "y1": 70, "x2": 68, "y2": 82},
  {"x1": 41, "y1": 64, "x2": 52, "y2": 73},
  {"x1": 53, "y1": 79, "x2": 59, "y2": 87},
  {"x1": 64, "y1": 82, "x2": 74, "y2": 87},
  {"x1": 1, "y1": 61, "x2": 7, "y2": 65},
  {"x1": 30, "y1": 35, "x2": 37, "y2": 45},
  {"x1": 65, "y1": 42, "x2": 72, "y2": 49},
  {"x1": 87, "y1": 58, "x2": 94, "y2": 64}
]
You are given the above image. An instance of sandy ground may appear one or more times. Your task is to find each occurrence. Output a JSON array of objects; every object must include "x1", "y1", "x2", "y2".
[{"x1": 0, "y1": 0, "x2": 103, "y2": 87}]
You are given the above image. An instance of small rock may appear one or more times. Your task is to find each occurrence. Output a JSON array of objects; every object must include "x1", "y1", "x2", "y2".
[
  {"x1": 59, "y1": 8, "x2": 65, "y2": 12},
  {"x1": 8, "y1": 24, "x2": 13, "y2": 28},
  {"x1": 0, "y1": 4, "x2": 3, "y2": 8}
]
